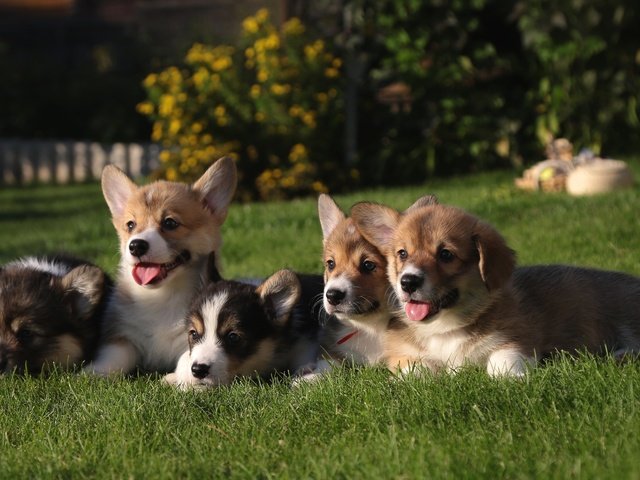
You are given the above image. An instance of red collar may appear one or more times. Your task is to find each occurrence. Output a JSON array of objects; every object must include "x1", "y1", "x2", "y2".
[{"x1": 337, "y1": 330, "x2": 358, "y2": 345}]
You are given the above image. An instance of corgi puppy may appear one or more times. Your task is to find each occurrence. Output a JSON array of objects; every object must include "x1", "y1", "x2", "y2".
[
  {"x1": 0, "y1": 255, "x2": 110, "y2": 374},
  {"x1": 86, "y1": 157, "x2": 237, "y2": 375},
  {"x1": 164, "y1": 267, "x2": 322, "y2": 388},
  {"x1": 352, "y1": 196, "x2": 640, "y2": 376},
  {"x1": 316, "y1": 194, "x2": 397, "y2": 367}
]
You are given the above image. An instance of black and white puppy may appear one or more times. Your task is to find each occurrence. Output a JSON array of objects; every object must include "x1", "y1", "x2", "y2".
[
  {"x1": 164, "y1": 266, "x2": 323, "y2": 388},
  {"x1": 0, "y1": 256, "x2": 110, "y2": 374}
]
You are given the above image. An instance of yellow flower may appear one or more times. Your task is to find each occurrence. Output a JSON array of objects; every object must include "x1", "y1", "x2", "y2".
[
  {"x1": 270, "y1": 83, "x2": 290, "y2": 95},
  {"x1": 214, "y1": 105, "x2": 226, "y2": 118},
  {"x1": 328, "y1": 88, "x2": 338, "y2": 98},
  {"x1": 324, "y1": 67, "x2": 339, "y2": 78},
  {"x1": 304, "y1": 44, "x2": 317, "y2": 61},
  {"x1": 250, "y1": 84, "x2": 261, "y2": 98},
  {"x1": 243, "y1": 17, "x2": 259, "y2": 34},
  {"x1": 304, "y1": 39, "x2": 325, "y2": 61},
  {"x1": 216, "y1": 117, "x2": 228, "y2": 127},
  {"x1": 281, "y1": 176, "x2": 295, "y2": 188},
  {"x1": 289, "y1": 105, "x2": 302, "y2": 117},
  {"x1": 191, "y1": 122, "x2": 203, "y2": 133},
  {"x1": 264, "y1": 33, "x2": 280, "y2": 50},
  {"x1": 212, "y1": 56, "x2": 232, "y2": 71},
  {"x1": 245, "y1": 47, "x2": 255, "y2": 58},
  {"x1": 254, "y1": 112, "x2": 266, "y2": 122},
  {"x1": 312, "y1": 181, "x2": 328, "y2": 193},
  {"x1": 169, "y1": 118, "x2": 181, "y2": 135},
  {"x1": 257, "y1": 69, "x2": 268, "y2": 82},
  {"x1": 159, "y1": 150, "x2": 171, "y2": 163},
  {"x1": 315, "y1": 92, "x2": 328, "y2": 104},
  {"x1": 159, "y1": 94, "x2": 176, "y2": 117},
  {"x1": 255, "y1": 8, "x2": 269, "y2": 23},
  {"x1": 166, "y1": 167, "x2": 177, "y2": 181},
  {"x1": 288, "y1": 143, "x2": 307, "y2": 163},
  {"x1": 302, "y1": 111, "x2": 316, "y2": 128},
  {"x1": 193, "y1": 67, "x2": 209, "y2": 88},
  {"x1": 186, "y1": 43, "x2": 204, "y2": 63},
  {"x1": 283, "y1": 17, "x2": 304, "y2": 36},
  {"x1": 152, "y1": 122, "x2": 163, "y2": 141},
  {"x1": 332, "y1": 58, "x2": 342, "y2": 68},
  {"x1": 202, "y1": 134, "x2": 213, "y2": 144},
  {"x1": 143, "y1": 73, "x2": 157, "y2": 88},
  {"x1": 136, "y1": 101, "x2": 153, "y2": 115}
]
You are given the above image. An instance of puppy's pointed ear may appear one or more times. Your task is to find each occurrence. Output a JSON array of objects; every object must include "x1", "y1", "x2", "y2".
[
  {"x1": 473, "y1": 221, "x2": 516, "y2": 290},
  {"x1": 101, "y1": 165, "x2": 136, "y2": 218},
  {"x1": 206, "y1": 251, "x2": 223, "y2": 283},
  {"x1": 318, "y1": 194, "x2": 345, "y2": 241},
  {"x1": 350, "y1": 202, "x2": 400, "y2": 254},
  {"x1": 61, "y1": 265, "x2": 108, "y2": 321},
  {"x1": 257, "y1": 270, "x2": 301, "y2": 327},
  {"x1": 404, "y1": 194, "x2": 438, "y2": 214},
  {"x1": 193, "y1": 157, "x2": 238, "y2": 224}
]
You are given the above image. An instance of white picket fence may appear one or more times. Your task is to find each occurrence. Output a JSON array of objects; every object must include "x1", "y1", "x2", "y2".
[{"x1": 0, "y1": 139, "x2": 161, "y2": 184}]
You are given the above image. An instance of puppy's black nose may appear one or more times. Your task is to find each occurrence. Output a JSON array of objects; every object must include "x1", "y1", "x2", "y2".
[
  {"x1": 400, "y1": 274, "x2": 423, "y2": 293},
  {"x1": 326, "y1": 289, "x2": 346, "y2": 306},
  {"x1": 129, "y1": 239, "x2": 149, "y2": 257},
  {"x1": 191, "y1": 362, "x2": 210, "y2": 379}
]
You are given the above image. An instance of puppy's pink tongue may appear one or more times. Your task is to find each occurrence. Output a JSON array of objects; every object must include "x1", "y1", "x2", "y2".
[
  {"x1": 405, "y1": 301, "x2": 431, "y2": 321},
  {"x1": 132, "y1": 264, "x2": 163, "y2": 286}
]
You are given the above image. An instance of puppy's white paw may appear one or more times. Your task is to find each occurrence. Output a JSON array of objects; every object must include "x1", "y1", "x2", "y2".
[
  {"x1": 291, "y1": 359, "x2": 335, "y2": 387},
  {"x1": 162, "y1": 373, "x2": 178, "y2": 385},
  {"x1": 487, "y1": 348, "x2": 534, "y2": 378}
]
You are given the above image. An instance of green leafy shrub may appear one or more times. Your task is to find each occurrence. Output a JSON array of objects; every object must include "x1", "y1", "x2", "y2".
[
  {"x1": 356, "y1": 0, "x2": 640, "y2": 184},
  {"x1": 518, "y1": 0, "x2": 640, "y2": 153}
]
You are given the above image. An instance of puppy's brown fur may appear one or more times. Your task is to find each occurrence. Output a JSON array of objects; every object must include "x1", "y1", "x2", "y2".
[
  {"x1": 352, "y1": 196, "x2": 640, "y2": 376},
  {"x1": 0, "y1": 256, "x2": 109, "y2": 374}
]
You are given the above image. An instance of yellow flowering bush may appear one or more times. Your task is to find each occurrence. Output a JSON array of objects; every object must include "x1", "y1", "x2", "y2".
[{"x1": 137, "y1": 9, "x2": 344, "y2": 200}]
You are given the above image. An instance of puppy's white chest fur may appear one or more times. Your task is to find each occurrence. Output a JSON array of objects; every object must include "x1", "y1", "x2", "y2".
[
  {"x1": 98, "y1": 267, "x2": 200, "y2": 373},
  {"x1": 413, "y1": 310, "x2": 501, "y2": 370}
]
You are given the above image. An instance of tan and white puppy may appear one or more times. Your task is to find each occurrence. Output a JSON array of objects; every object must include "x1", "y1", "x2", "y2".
[
  {"x1": 352, "y1": 195, "x2": 640, "y2": 376},
  {"x1": 316, "y1": 194, "x2": 395, "y2": 367},
  {"x1": 86, "y1": 157, "x2": 237, "y2": 375}
]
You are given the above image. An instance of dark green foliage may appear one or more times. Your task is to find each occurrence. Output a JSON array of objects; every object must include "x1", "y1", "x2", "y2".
[{"x1": 350, "y1": 0, "x2": 640, "y2": 186}]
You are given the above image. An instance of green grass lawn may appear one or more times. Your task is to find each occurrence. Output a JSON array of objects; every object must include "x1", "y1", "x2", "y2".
[{"x1": 1, "y1": 161, "x2": 639, "y2": 479}]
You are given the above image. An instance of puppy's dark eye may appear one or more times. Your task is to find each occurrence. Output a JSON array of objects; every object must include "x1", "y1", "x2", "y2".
[
  {"x1": 161, "y1": 218, "x2": 179, "y2": 231},
  {"x1": 326, "y1": 259, "x2": 335, "y2": 272},
  {"x1": 438, "y1": 248, "x2": 455, "y2": 263},
  {"x1": 397, "y1": 249, "x2": 408, "y2": 261},
  {"x1": 126, "y1": 220, "x2": 136, "y2": 232},
  {"x1": 16, "y1": 328, "x2": 34, "y2": 344},
  {"x1": 225, "y1": 332, "x2": 241, "y2": 345},
  {"x1": 188, "y1": 329, "x2": 201, "y2": 342},
  {"x1": 362, "y1": 260, "x2": 376, "y2": 272}
]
